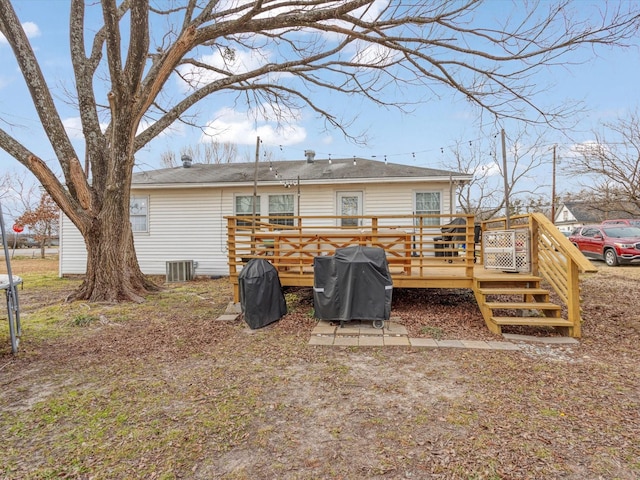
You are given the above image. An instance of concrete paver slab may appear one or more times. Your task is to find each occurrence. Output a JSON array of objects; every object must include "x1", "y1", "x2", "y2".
[
  {"x1": 333, "y1": 336, "x2": 359, "y2": 346},
  {"x1": 486, "y1": 341, "x2": 521, "y2": 350},
  {"x1": 216, "y1": 314, "x2": 238, "y2": 322},
  {"x1": 409, "y1": 338, "x2": 438, "y2": 348},
  {"x1": 312, "y1": 325, "x2": 337, "y2": 335},
  {"x1": 309, "y1": 336, "x2": 334, "y2": 346},
  {"x1": 385, "y1": 323, "x2": 408, "y2": 336},
  {"x1": 460, "y1": 340, "x2": 492, "y2": 349},
  {"x1": 359, "y1": 336, "x2": 384, "y2": 347},
  {"x1": 435, "y1": 339, "x2": 466, "y2": 348},
  {"x1": 335, "y1": 326, "x2": 361, "y2": 336},
  {"x1": 384, "y1": 336, "x2": 410, "y2": 346}
]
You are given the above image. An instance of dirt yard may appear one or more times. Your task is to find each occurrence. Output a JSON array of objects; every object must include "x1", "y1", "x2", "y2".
[{"x1": 1, "y1": 257, "x2": 639, "y2": 479}]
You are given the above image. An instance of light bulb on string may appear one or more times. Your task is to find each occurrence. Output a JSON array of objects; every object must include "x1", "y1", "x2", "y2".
[
  {"x1": 328, "y1": 154, "x2": 332, "y2": 165},
  {"x1": 384, "y1": 155, "x2": 387, "y2": 165},
  {"x1": 353, "y1": 156, "x2": 357, "y2": 166}
]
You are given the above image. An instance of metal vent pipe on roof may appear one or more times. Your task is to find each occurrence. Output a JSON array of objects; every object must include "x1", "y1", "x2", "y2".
[
  {"x1": 304, "y1": 150, "x2": 315, "y2": 163},
  {"x1": 181, "y1": 154, "x2": 192, "y2": 168}
]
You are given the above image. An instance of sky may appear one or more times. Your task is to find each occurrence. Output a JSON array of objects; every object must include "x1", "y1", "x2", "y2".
[{"x1": 1, "y1": 1, "x2": 639, "y2": 207}]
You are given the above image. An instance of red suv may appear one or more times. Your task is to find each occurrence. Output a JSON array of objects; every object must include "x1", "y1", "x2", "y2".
[
  {"x1": 569, "y1": 225, "x2": 640, "y2": 266},
  {"x1": 601, "y1": 219, "x2": 640, "y2": 227}
]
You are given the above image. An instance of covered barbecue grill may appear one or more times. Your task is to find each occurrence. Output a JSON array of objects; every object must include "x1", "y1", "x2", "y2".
[
  {"x1": 238, "y1": 258, "x2": 287, "y2": 329},
  {"x1": 313, "y1": 246, "x2": 392, "y2": 328},
  {"x1": 436, "y1": 217, "x2": 481, "y2": 261}
]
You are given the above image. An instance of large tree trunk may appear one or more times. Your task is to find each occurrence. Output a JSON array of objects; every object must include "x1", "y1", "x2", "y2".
[
  {"x1": 68, "y1": 211, "x2": 159, "y2": 303},
  {"x1": 66, "y1": 143, "x2": 159, "y2": 302}
]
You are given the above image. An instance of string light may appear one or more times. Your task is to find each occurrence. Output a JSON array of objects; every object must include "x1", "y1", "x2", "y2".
[{"x1": 259, "y1": 132, "x2": 517, "y2": 167}]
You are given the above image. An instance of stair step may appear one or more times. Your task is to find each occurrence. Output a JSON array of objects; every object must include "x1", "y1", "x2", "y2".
[
  {"x1": 491, "y1": 316, "x2": 573, "y2": 327},
  {"x1": 478, "y1": 288, "x2": 549, "y2": 296},
  {"x1": 485, "y1": 302, "x2": 561, "y2": 311}
]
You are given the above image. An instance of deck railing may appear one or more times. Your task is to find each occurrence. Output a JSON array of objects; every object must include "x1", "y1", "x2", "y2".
[
  {"x1": 226, "y1": 214, "x2": 477, "y2": 280},
  {"x1": 482, "y1": 213, "x2": 597, "y2": 337}
]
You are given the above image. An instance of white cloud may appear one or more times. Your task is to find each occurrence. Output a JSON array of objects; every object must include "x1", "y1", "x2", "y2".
[
  {"x1": 350, "y1": 41, "x2": 399, "y2": 67},
  {"x1": 0, "y1": 21, "x2": 41, "y2": 44},
  {"x1": 63, "y1": 116, "x2": 110, "y2": 139},
  {"x1": 201, "y1": 107, "x2": 306, "y2": 146},
  {"x1": 62, "y1": 117, "x2": 84, "y2": 139},
  {"x1": 475, "y1": 161, "x2": 501, "y2": 177}
]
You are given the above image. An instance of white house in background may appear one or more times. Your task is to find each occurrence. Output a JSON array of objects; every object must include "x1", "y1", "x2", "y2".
[
  {"x1": 59, "y1": 156, "x2": 473, "y2": 278},
  {"x1": 554, "y1": 201, "x2": 640, "y2": 235}
]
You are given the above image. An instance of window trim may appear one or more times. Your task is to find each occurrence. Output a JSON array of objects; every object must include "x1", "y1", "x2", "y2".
[
  {"x1": 414, "y1": 191, "x2": 442, "y2": 226},
  {"x1": 130, "y1": 195, "x2": 149, "y2": 233}
]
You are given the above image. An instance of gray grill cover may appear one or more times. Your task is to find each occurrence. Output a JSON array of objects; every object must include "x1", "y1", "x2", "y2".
[
  {"x1": 238, "y1": 259, "x2": 287, "y2": 329},
  {"x1": 313, "y1": 246, "x2": 392, "y2": 321}
]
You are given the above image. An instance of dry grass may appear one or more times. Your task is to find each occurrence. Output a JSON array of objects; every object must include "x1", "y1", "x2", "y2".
[{"x1": 0, "y1": 257, "x2": 639, "y2": 479}]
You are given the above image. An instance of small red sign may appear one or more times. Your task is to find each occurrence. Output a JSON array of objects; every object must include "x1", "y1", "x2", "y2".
[{"x1": 12, "y1": 224, "x2": 24, "y2": 233}]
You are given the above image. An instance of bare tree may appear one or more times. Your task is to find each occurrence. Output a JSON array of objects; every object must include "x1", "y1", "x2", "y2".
[
  {"x1": 0, "y1": 1, "x2": 638, "y2": 301},
  {"x1": 0, "y1": 171, "x2": 40, "y2": 219},
  {"x1": 565, "y1": 112, "x2": 640, "y2": 215},
  {"x1": 160, "y1": 142, "x2": 243, "y2": 167},
  {"x1": 447, "y1": 129, "x2": 551, "y2": 219},
  {"x1": 14, "y1": 194, "x2": 60, "y2": 258}
]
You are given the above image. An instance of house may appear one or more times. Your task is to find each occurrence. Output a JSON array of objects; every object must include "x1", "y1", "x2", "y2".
[
  {"x1": 59, "y1": 156, "x2": 472, "y2": 278},
  {"x1": 554, "y1": 202, "x2": 602, "y2": 234},
  {"x1": 554, "y1": 201, "x2": 640, "y2": 234}
]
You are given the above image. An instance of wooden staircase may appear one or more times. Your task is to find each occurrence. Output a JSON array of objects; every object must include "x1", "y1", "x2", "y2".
[{"x1": 473, "y1": 273, "x2": 575, "y2": 337}]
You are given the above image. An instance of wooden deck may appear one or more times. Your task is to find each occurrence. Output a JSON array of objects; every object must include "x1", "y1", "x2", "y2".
[{"x1": 226, "y1": 213, "x2": 597, "y2": 337}]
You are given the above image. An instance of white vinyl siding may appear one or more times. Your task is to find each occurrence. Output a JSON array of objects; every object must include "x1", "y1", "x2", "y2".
[{"x1": 59, "y1": 180, "x2": 458, "y2": 277}]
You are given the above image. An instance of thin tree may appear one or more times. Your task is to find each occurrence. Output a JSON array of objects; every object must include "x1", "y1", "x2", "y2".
[
  {"x1": 160, "y1": 141, "x2": 239, "y2": 168},
  {"x1": 565, "y1": 111, "x2": 640, "y2": 215},
  {"x1": 448, "y1": 129, "x2": 550, "y2": 220},
  {"x1": 0, "y1": 1, "x2": 638, "y2": 301}
]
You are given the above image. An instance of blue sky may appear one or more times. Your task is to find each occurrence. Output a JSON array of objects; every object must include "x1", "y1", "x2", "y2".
[{"x1": 1, "y1": 1, "x2": 639, "y2": 198}]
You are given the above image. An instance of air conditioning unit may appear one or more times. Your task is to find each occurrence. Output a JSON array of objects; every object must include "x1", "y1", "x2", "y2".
[{"x1": 166, "y1": 260, "x2": 194, "y2": 282}]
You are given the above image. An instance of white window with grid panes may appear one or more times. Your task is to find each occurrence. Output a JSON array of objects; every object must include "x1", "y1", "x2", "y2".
[
  {"x1": 130, "y1": 196, "x2": 148, "y2": 232},
  {"x1": 268, "y1": 194, "x2": 294, "y2": 226},
  {"x1": 415, "y1": 192, "x2": 441, "y2": 226},
  {"x1": 235, "y1": 195, "x2": 260, "y2": 226}
]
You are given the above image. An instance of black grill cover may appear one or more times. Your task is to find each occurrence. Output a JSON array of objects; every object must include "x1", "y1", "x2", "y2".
[
  {"x1": 238, "y1": 259, "x2": 287, "y2": 329},
  {"x1": 313, "y1": 246, "x2": 392, "y2": 321}
]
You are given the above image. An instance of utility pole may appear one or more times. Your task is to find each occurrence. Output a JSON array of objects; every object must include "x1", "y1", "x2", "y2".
[
  {"x1": 551, "y1": 144, "x2": 557, "y2": 224},
  {"x1": 501, "y1": 128, "x2": 510, "y2": 229},
  {"x1": 252, "y1": 136, "x2": 260, "y2": 218}
]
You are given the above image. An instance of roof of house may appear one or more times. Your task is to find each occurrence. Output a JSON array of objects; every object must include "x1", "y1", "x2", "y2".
[
  {"x1": 131, "y1": 157, "x2": 472, "y2": 187},
  {"x1": 557, "y1": 201, "x2": 640, "y2": 223}
]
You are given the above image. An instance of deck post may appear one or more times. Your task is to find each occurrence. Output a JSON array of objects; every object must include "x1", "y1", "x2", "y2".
[{"x1": 566, "y1": 261, "x2": 582, "y2": 338}]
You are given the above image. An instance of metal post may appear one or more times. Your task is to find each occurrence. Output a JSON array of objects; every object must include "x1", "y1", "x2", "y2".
[
  {"x1": 501, "y1": 128, "x2": 510, "y2": 229},
  {"x1": 252, "y1": 136, "x2": 260, "y2": 218},
  {"x1": 551, "y1": 144, "x2": 557, "y2": 224}
]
